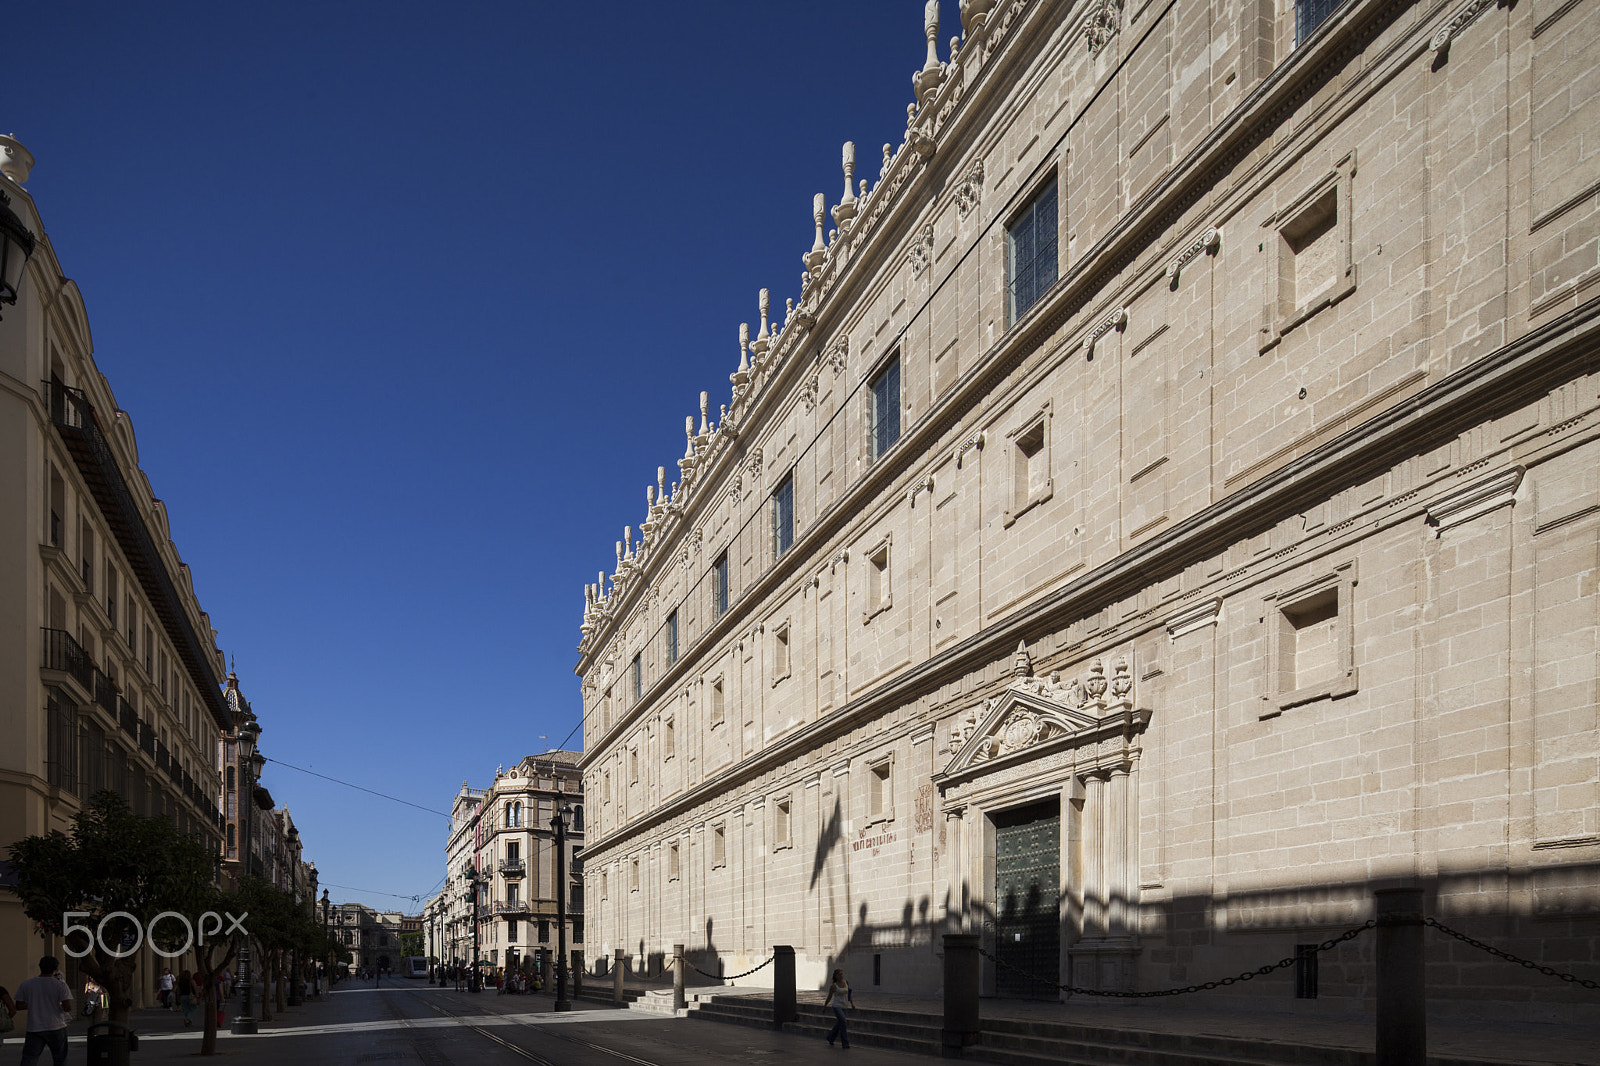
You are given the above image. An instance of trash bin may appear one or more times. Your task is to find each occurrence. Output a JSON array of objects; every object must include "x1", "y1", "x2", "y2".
[{"x1": 85, "y1": 1021, "x2": 136, "y2": 1065}]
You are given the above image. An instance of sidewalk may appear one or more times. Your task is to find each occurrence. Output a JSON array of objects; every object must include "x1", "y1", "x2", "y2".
[{"x1": 697, "y1": 986, "x2": 1600, "y2": 1066}]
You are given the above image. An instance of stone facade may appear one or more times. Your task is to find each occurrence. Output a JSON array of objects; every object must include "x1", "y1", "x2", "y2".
[{"x1": 576, "y1": 0, "x2": 1600, "y2": 1019}]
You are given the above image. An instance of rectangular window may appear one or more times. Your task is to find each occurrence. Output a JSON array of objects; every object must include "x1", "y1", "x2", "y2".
[
  {"x1": 630, "y1": 654, "x2": 642, "y2": 704},
  {"x1": 866, "y1": 540, "x2": 891, "y2": 620},
  {"x1": 774, "y1": 797, "x2": 793, "y2": 849},
  {"x1": 1007, "y1": 179, "x2": 1059, "y2": 323},
  {"x1": 713, "y1": 824, "x2": 726, "y2": 868},
  {"x1": 630, "y1": 858, "x2": 640, "y2": 891},
  {"x1": 665, "y1": 610, "x2": 679, "y2": 666},
  {"x1": 710, "y1": 678, "x2": 725, "y2": 726},
  {"x1": 1295, "y1": 0, "x2": 1346, "y2": 44},
  {"x1": 772, "y1": 475, "x2": 795, "y2": 559},
  {"x1": 668, "y1": 843, "x2": 680, "y2": 881},
  {"x1": 663, "y1": 717, "x2": 675, "y2": 760},
  {"x1": 870, "y1": 355, "x2": 902, "y2": 460},
  {"x1": 143, "y1": 626, "x2": 153, "y2": 675},
  {"x1": 106, "y1": 565, "x2": 118, "y2": 626},
  {"x1": 508, "y1": 920, "x2": 518, "y2": 943},
  {"x1": 869, "y1": 758, "x2": 894, "y2": 823},
  {"x1": 712, "y1": 552, "x2": 730, "y2": 619},
  {"x1": 601, "y1": 869, "x2": 609, "y2": 900},
  {"x1": 773, "y1": 624, "x2": 791, "y2": 684}
]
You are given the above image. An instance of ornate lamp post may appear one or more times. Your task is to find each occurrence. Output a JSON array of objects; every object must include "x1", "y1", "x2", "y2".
[
  {"x1": 287, "y1": 826, "x2": 303, "y2": 1006},
  {"x1": 0, "y1": 182, "x2": 37, "y2": 319},
  {"x1": 232, "y1": 722, "x2": 263, "y2": 1035},
  {"x1": 466, "y1": 861, "x2": 482, "y2": 993},
  {"x1": 552, "y1": 799, "x2": 573, "y2": 1012},
  {"x1": 321, "y1": 890, "x2": 331, "y2": 991}
]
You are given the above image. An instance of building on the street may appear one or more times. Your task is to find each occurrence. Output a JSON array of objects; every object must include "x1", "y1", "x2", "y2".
[
  {"x1": 575, "y1": 0, "x2": 1600, "y2": 1018},
  {"x1": 330, "y1": 901, "x2": 404, "y2": 974},
  {"x1": 438, "y1": 755, "x2": 585, "y2": 974},
  {"x1": 0, "y1": 134, "x2": 233, "y2": 994}
]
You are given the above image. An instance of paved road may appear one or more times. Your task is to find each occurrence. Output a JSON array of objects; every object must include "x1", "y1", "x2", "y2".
[{"x1": 28, "y1": 982, "x2": 899, "y2": 1065}]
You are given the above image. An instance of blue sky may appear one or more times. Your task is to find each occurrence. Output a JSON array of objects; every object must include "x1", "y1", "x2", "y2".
[{"x1": 10, "y1": 1, "x2": 960, "y2": 911}]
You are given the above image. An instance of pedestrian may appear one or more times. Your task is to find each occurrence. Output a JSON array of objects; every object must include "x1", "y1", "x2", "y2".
[
  {"x1": 158, "y1": 968, "x2": 175, "y2": 1009},
  {"x1": 177, "y1": 970, "x2": 197, "y2": 1027},
  {"x1": 823, "y1": 967, "x2": 855, "y2": 1049},
  {"x1": 81, "y1": 977, "x2": 103, "y2": 1024},
  {"x1": 13, "y1": 954, "x2": 74, "y2": 1066},
  {"x1": 1, "y1": 983, "x2": 17, "y2": 1045}
]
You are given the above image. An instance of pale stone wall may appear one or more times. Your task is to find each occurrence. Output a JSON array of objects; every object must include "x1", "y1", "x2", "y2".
[{"x1": 576, "y1": 0, "x2": 1600, "y2": 1017}]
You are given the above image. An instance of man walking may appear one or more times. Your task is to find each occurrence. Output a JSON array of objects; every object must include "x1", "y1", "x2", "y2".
[{"x1": 13, "y1": 955, "x2": 73, "y2": 1066}]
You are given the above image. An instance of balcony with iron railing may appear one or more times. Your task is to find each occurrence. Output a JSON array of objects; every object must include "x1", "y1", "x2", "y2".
[
  {"x1": 493, "y1": 899, "x2": 531, "y2": 917},
  {"x1": 40, "y1": 627, "x2": 94, "y2": 694},
  {"x1": 117, "y1": 696, "x2": 138, "y2": 736},
  {"x1": 138, "y1": 721, "x2": 156, "y2": 756},
  {"x1": 499, "y1": 859, "x2": 525, "y2": 877},
  {"x1": 156, "y1": 742, "x2": 170, "y2": 775},
  {"x1": 45, "y1": 379, "x2": 232, "y2": 735}
]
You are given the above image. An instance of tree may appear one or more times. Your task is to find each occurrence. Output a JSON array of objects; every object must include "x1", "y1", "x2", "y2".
[
  {"x1": 401, "y1": 931, "x2": 424, "y2": 958},
  {"x1": 7, "y1": 792, "x2": 231, "y2": 1029}
]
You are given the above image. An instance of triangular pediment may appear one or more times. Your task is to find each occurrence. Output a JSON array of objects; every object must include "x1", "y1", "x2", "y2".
[{"x1": 939, "y1": 657, "x2": 1147, "y2": 780}]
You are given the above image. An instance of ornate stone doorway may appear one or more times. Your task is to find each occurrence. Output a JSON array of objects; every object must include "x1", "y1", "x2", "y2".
[{"x1": 992, "y1": 798, "x2": 1061, "y2": 999}]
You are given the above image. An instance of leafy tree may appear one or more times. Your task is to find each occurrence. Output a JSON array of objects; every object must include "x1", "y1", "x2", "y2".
[
  {"x1": 401, "y1": 931, "x2": 424, "y2": 958},
  {"x1": 6, "y1": 792, "x2": 232, "y2": 1030}
]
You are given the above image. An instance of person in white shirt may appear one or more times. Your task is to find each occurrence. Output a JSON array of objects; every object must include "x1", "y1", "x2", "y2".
[
  {"x1": 13, "y1": 956, "x2": 74, "y2": 1066},
  {"x1": 158, "y1": 970, "x2": 175, "y2": 1010}
]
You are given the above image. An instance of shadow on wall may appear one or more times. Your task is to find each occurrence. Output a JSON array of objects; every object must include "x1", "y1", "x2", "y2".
[{"x1": 792, "y1": 861, "x2": 1600, "y2": 1019}]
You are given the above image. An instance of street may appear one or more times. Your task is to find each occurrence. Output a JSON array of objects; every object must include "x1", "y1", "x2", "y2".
[{"x1": 31, "y1": 982, "x2": 917, "y2": 1066}]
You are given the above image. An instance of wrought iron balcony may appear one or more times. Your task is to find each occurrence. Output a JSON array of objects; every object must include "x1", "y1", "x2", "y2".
[
  {"x1": 494, "y1": 899, "x2": 531, "y2": 917},
  {"x1": 44, "y1": 380, "x2": 232, "y2": 734},
  {"x1": 40, "y1": 627, "x2": 94, "y2": 693},
  {"x1": 138, "y1": 721, "x2": 155, "y2": 756},
  {"x1": 499, "y1": 859, "x2": 525, "y2": 877},
  {"x1": 156, "y1": 742, "x2": 170, "y2": 775},
  {"x1": 117, "y1": 696, "x2": 138, "y2": 736}
]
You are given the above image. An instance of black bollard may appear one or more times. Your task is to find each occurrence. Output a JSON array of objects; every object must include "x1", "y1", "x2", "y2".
[
  {"x1": 942, "y1": 934, "x2": 981, "y2": 1056},
  {"x1": 773, "y1": 945, "x2": 796, "y2": 1028},
  {"x1": 1376, "y1": 887, "x2": 1426, "y2": 1066},
  {"x1": 572, "y1": 950, "x2": 584, "y2": 998}
]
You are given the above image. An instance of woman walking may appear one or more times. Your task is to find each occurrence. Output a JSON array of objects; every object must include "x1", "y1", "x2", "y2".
[
  {"x1": 823, "y1": 968, "x2": 855, "y2": 1049},
  {"x1": 177, "y1": 971, "x2": 197, "y2": 1027}
]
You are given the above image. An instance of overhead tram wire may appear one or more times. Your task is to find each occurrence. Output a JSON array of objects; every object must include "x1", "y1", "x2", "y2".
[
  {"x1": 262, "y1": 756, "x2": 451, "y2": 818},
  {"x1": 320, "y1": 881, "x2": 435, "y2": 904}
]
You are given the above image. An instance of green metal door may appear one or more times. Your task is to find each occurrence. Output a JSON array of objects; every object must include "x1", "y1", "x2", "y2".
[{"x1": 993, "y1": 799, "x2": 1060, "y2": 1000}]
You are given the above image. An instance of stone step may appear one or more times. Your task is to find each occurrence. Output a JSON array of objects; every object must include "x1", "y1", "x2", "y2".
[{"x1": 689, "y1": 997, "x2": 1517, "y2": 1066}]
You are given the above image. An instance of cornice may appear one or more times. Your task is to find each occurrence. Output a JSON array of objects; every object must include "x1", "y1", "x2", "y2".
[
  {"x1": 575, "y1": 0, "x2": 1064, "y2": 674},
  {"x1": 580, "y1": 0, "x2": 1425, "y2": 766}
]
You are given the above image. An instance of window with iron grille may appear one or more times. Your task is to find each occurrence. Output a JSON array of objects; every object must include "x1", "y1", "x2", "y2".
[
  {"x1": 712, "y1": 552, "x2": 729, "y2": 619},
  {"x1": 1296, "y1": 0, "x2": 1345, "y2": 44},
  {"x1": 870, "y1": 355, "x2": 901, "y2": 460},
  {"x1": 1007, "y1": 179, "x2": 1059, "y2": 324},
  {"x1": 772, "y1": 474, "x2": 795, "y2": 559}
]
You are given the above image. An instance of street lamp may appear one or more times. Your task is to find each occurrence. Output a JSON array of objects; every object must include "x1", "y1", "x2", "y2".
[
  {"x1": 232, "y1": 721, "x2": 262, "y2": 1035},
  {"x1": 552, "y1": 799, "x2": 573, "y2": 1012},
  {"x1": 466, "y1": 862, "x2": 482, "y2": 993},
  {"x1": 0, "y1": 186, "x2": 36, "y2": 318},
  {"x1": 321, "y1": 890, "x2": 332, "y2": 991},
  {"x1": 287, "y1": 826, "x2": 303, "y2": 1006}
]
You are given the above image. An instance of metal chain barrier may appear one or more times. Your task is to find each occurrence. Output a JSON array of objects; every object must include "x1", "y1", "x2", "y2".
[
  {"x1": 1423, "y1": 917, "x2": 1600, "y2": 991},
  {"x1": 632, "y1": 955, "x2": 675, "y2": 982},
  {"x1": 680, "y1": 954, "x2": 776, "y2": 981},
  {"x1": 976, "y1": 920, "x2": 1374, "y2": 998}
]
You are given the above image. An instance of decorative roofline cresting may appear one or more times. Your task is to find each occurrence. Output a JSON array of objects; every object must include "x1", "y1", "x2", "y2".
[
  {"x1": 578, "y1": 0, "x2": 1043, "y2": 661},
  {"x1": 938, "y1": 649, "x2": 1147, "y2": 786}
]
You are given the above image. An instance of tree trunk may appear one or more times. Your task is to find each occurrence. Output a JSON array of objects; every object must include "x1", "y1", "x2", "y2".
[
  {"x1": 200, "y1": 979, "x2": 219, "y2": 1055},
  {"x1": 275, "y1": 952, "x2": 287, "y2": 1013}
]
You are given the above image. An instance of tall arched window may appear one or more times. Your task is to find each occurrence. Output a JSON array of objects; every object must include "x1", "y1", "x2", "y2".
[{"x1": 508, "y1": 802, "x2": 522, "y2": 828}]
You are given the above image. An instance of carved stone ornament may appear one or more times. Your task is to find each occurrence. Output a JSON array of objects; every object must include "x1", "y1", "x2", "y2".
[
  {"x1": 1085, "y1": 0, "x2": 1123, "y2": 57},
  {"x1": 954, "y1": 158, "x2": 985, "y2": 220},
  {"x1": 940, "y1": 657, "x2": 1147, "y2": 780},
  {"x1": 746, "y1": 448, "x2": 764, "y2": 476},
  {"x1": 1086, "y1": 307, "x2": 1128, "y2": 354},
  {"x1": 825, "y1": 336, "x2": 849, "y2": 376},
  {"x1": 1166, "y1": 227, "x2": 1220, "y2": 285},
  {"x1": 909, "y1": 224, "x2": 935, "y2": 276},
  {"x1": 800, "y1": 374, "x2": 821, "y2": 412},
  {"x1": 1431, "y1": 0, "x2": 1498, "y2": 51}
]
